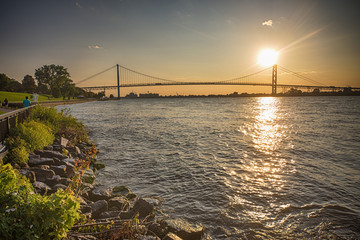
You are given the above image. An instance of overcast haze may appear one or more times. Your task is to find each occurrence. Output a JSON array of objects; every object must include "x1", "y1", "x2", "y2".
[{"x1": 1, "y1": 0, "x2": 360, "y2": 95}]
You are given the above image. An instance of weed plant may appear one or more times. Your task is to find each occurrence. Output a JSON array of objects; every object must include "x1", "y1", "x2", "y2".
[
  {"x1": 0, "y1": 164, "x2": 81, "y2": 240},
  {"x1": 4, "y1": 121, "x2": 54, "y2": 165},
  {"x1": 28, "y1": 105, "x2": 88, "y2": 145}
]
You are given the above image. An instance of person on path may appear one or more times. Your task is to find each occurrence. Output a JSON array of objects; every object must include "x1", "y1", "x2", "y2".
[
  {"x1": 2, "y1": 98, "x2": 8, "y2": 107},
  {"x1": 23, "y1": 96, "x2": 31, "y2": 107}
]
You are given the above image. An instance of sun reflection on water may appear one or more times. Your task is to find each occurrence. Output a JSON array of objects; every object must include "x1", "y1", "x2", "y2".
[
  {"x1": 252, "y1": 97, "x2": 284, "y2": 154},
  {"x1": 224, "y1": 97, "x2": 293, "y2": 227}
]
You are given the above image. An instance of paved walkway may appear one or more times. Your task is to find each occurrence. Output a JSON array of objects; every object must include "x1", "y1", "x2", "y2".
[{"x1": 0, "y1": 107, "x2": 14, "y2": 113}]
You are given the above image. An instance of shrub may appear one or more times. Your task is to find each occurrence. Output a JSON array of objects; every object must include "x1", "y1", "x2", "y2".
[
  {"x1": 8, "y1": 120, "x2": 54, "y2": 152},
  {"x1": 57, "y1": 113, "x2": 88, "y2": 145},
  {"x1": 0, "y1": 164, "x2": 81, "y2": 240},
  {"x1": 4, "y1": 121, "x2": 54, "y2": 165},
  {"x1": 27, "y1": 106, "x2": 88, "y2": 145},
  {"x1": 3, "y1": 144, "x2": 28, "y2": 165},
  {"x1": 27, "y1": 105, "x2": 60, "y2": 132},
  {"x1": 3, "y1": 137, "x2": 29, "y2": 164}
]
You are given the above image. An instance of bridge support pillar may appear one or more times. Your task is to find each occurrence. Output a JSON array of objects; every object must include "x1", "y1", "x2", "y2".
[
  {"x1": 272, "y1": 64, "x2": 277, "y2": 95},
  {"x1": 117, "y1": 64, "x2": 120, "y2": 99}
]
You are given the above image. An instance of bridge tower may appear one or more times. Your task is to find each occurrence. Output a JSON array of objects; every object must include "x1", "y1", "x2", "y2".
[
  {"x1": 271, "y1": 64, "x2": 277, "y2": 95},
  {"x1": 117, "y1": 64, "x2": 120, "y2": 99}
]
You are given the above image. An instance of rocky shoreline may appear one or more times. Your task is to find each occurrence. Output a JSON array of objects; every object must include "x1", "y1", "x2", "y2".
[{"x1": 15, "y1": 138, "x2": 204, "y2": 240}]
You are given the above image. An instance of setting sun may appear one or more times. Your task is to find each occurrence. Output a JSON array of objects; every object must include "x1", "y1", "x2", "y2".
[{"x1": 257, "y1": 49, "x2": 278, "y2": 67}]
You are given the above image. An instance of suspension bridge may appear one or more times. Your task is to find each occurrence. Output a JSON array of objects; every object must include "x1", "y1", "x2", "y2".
[{"x1": 78, "y1": 64, "x2": 357, "y2": 98}]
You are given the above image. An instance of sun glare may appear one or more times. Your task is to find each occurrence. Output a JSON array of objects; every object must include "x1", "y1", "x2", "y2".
[{"x1": 257, "y1": 49, "x2": 278, "y2": 67}]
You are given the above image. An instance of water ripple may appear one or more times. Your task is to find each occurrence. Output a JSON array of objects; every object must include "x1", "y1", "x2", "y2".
[{"x1": 58, "y1": 96, "x2": 360, "y2": 239}]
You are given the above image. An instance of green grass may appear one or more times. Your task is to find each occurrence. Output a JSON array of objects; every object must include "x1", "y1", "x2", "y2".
[
  {"x1": 0, "y1": 91, "x2": 63, "y2": 102},
  {"x1": 0, "y1": 111, "x2": 5, "y2": 115}
]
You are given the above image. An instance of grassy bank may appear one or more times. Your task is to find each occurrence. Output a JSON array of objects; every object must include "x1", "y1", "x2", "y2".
[{"x1": 0, "y1": 91, "x2": 63, "y2": 102}]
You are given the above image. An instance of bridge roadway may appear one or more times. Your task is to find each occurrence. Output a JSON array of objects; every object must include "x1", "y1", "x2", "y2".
[{"x1": 80, "y1": 82, "x2": 357, "y2": 92}]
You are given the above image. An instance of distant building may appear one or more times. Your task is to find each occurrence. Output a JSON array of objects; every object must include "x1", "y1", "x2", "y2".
[{"x1": 139, "y1": 92, "x2": 159, "y2": 98}]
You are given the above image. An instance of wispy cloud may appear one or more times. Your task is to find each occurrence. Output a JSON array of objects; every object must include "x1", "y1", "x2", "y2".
[
  {"x1": 75, "y1": 2, "x2": 83, "y2": 9},
  {"x1": 88, "y1": 45, "x2": 103, "y2": 50},
  {"x1": 262, "y1": 19, "x2": 273, "y2": 27}
]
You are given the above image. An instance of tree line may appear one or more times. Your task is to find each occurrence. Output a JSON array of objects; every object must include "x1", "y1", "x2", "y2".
[{"x1": 0, "y1": 64, "x2": 104, "y2": 99}]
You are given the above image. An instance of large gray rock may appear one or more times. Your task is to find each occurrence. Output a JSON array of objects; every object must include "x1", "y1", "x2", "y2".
[
  {"x1": 80, "y1": 205, "x2": 92, "y2": 214},
  {"x1": 148, "y1": 222, "x2": 169, "y2": 239},
  {"x1": 52, "y1": 184, "x2": 67, "y2": 192},
  {"x1": 112, "y1": 185, "x2": 130, "y2": 196},
  {"x1": 59, "y1": 177, "x2": 72, "y2": 186},
  {"x1": 90, "y1": 200, "x2": 108, "y2": 219},
  {"x1": 165, "y1": 219, "x2": 204, "y2": 240},
  {"x1": 52, "y1": 145, "x2": 62, "y2": 152},
  {"x1": 108, "y1": 197, "x2": 129, "y2": 211},
  {"x1": 64, "y1": 162, "x2": 75, "y2": 178},
  {"x1": 33, "y1": 150, "x2": 67, "y2": 160},
  {"x1": 29, "y1": 157, "x2": 54, "y2": 167},
  {"x1": 163, "y1": 233, "x2": 183, "y2": 240},
  {"x1": 33, "y1": 181, "x2": 51, "y2": 194},
  {"x1": 18, "y1": 169, "x2": 36, "y2": 183},
  {"x1": 67, "y1": 146, "x2": 81, "y2": 156},
  {"x1": 137, "y1": 236, "x2": 161, "y2": 240},
  {"x1": 98, "y1": 211, "x2": 121, "y2": 219},
  {"x1": 28, "y1": 154, "x2": 40, "y2": 160},
  {"x1": 119, "y1": 210, "x2": 135, "y2": 220},
  {"x1": 50, "y1": 165, "x2": 67, "y2": 177},
  {"x1": 51, "y1": 158, "x2": 75, "y2": 178},
  {"x1": 53, "y1": 157, "x2": 65, "y2": 166},
  {"x1": 63, "y1": 158, "x2": 76, "y2": 165},
  {"x1": 43, "y1": 145, "x2": 53, "y2": 151},
  {"x1": 45, "y1": 175, "x2": 61, "y2": 187},
  {"x1": 89, "y1": 185, "x2": 112, "y2": 201},
  {"x1": 19, "y1": 162, "x2": 29, "y2": 169},
  {"x1": 132, "y1": 198, "x2": 154, "y2": 219},
  {"x1": 79, "y1": 182, "x2": 94, "y2": 199},
  {"x1": 76, "y1": 142, "x2": 92, "y2": 152},
  {"x1": 82, "y1": 169, "x2": 96, "y2": 184},
  {"x1": 31, "y1": 168, "x2": 55, "y2": 182}
]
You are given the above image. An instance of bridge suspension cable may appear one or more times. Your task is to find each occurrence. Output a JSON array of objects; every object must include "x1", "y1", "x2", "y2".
[
  {"x1": 118, "y1": 65, "x2": 181, "y2": 84},
  {"x1": 277, "y1": 65, "x2": 325, "y2": 86},
  {"x1": 217, "y1": 66, "x2": 272, "y2": 84},
  {"x1": 76, "y1": 65, "x2": 117, "y2": 85}
]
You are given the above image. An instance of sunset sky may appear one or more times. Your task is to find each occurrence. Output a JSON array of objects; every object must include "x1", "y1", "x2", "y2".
[{"x1": 1, "y1": 0, "x2": 359, "y2": 96}]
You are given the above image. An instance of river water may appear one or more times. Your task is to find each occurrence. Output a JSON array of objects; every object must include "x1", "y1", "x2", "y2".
[{"x1": 59, "y1": 96, "x2": 360, "y2": 239}]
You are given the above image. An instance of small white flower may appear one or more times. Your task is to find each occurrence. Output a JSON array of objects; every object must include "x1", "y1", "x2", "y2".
[
  {"x1": 29, "y1": 191, "x2": 34, "y2": 195},
  {"x1": 12, "y1": 192, "x2": 18, "y2": 196},
  {"x1": 5, "y1": 208, "x2": 16, "y2": 213},
  {"x1": 30, "y1": 225, "x2": 33, "y2": 229}
]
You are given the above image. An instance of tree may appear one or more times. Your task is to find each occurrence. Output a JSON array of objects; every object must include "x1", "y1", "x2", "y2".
[
  {"x1": 22, "y1": 75, "x2": 37, "y2": 93},
  {"x1": 0, "y1": 73, "x2": 11, "y2": 91},
  {"x1": 0, "y1": 73, "x2": 22, "y2": 92},
  {"x1": 35, "y1": 64, "x2": 70, "y2": 96},
  {"x1": 287, "y1": 88, "x2": 302, "y2": 95},
  {"x1": 58, "y1": 77, "x2": 76, "y2": 100},
  {"x1": 75, "y1": 87, "x2": 86, "y2": 97}
]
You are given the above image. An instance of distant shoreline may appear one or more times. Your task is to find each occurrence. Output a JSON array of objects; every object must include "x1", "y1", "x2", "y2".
[{"x1": 114, "y1": 91, "x2": 360, "y2": 100}]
